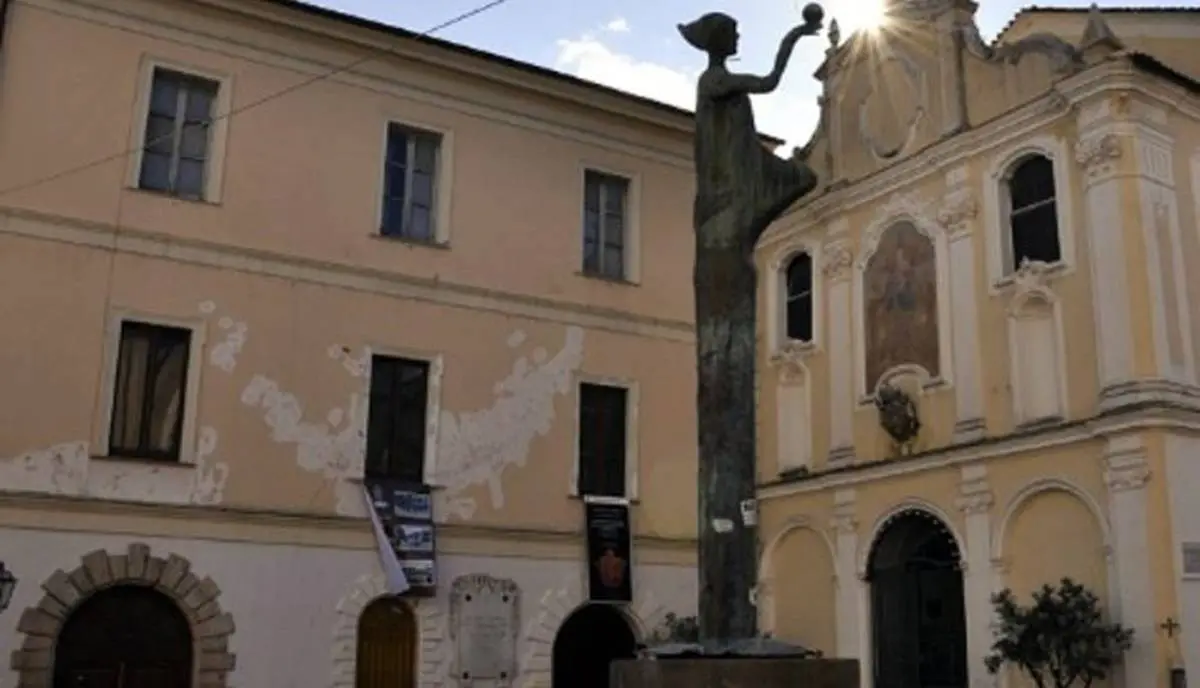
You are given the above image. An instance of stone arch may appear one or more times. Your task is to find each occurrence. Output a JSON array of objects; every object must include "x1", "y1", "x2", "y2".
[
  {"x1": 759, "y1": 517, "x2": 839, "y2": 584},
  {"x1": 10, "y1": 542, "x2": 236, "y2": 686},
  {"x1": 992, "y1": 477, "x2": 1110, "y2": 562},
  {"x1": 757, "y1": 517, "x2": 839, "y2": 642},
  {"x1": 330, "y1": 574, "x2": 448, "y2": 688},
  {"x1": 519, "y1": 577, "x2": 667, "y2": 686},
  {"x1": 859, "y1": 500, "x2": 965, "y2": 577},
  {"x1": 992, "y1": 477, "x2": 1115, "y2": 617}
]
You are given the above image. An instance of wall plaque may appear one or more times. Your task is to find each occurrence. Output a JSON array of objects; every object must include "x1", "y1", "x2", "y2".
[
  {"x1": 585, "y1": 500, "x2": 633, "y2": 603},
  {"x1": 450, "y1": 574, "x2": 519, "y2": 686}
]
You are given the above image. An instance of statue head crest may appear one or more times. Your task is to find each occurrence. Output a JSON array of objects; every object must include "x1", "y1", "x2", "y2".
[{"x1": 678, "y1": 12, "x2": 738, "y2": 56}]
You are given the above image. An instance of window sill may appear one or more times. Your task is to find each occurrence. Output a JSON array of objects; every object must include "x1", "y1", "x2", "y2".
[
  {"x1": 576, "y1": 271, "x2": 639, "y2": 287},
  {"x1": 992, "y1": 259, "x2": 1067, "y2": 291},
  {"x1": 90, "y1": 454, "x2": 194, "y2": 469},
  {"x1": 128, "y1": 185, "x2": 221, "y2": 206},
  {"x1": 769, "y1": 339, "x2": 818, "y2": 364},
  {"x1": 371, "y1": 233, "x2": 450, "y2": 250}
]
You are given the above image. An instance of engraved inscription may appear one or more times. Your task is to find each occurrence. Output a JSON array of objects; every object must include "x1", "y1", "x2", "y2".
[{"x1": 450, "y1": 574, "x2": 519, "y2": 685}]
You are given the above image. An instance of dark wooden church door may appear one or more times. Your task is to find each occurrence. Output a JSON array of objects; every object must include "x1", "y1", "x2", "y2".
[{"x1": 53, "y1": 585, "x2": 193, "y2": 688}]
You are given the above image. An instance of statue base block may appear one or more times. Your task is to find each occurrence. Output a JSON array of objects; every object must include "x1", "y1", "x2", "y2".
[{"x1": 611, "y1": 656, "x2": 859, "y2": 688}]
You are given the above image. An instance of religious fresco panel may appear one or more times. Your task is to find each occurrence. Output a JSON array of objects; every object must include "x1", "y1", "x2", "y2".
[{"x1": 863, "y1": 221, "x2": 940, "y2": 393}]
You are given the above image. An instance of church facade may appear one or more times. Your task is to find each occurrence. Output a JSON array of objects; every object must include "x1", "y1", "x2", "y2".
[{"x1": 755, "y1": 3, "x2": 1200, "y2": 687}]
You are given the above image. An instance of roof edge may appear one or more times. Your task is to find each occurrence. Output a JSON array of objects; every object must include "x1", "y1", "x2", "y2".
[{"x1": 199, "y1": 0, "x2": 789, "y2": 147}]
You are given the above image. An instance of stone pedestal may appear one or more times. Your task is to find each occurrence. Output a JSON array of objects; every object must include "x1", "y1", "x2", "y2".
[{"x1": 611, "y1": 657, "x2": 859, "y2": 688}]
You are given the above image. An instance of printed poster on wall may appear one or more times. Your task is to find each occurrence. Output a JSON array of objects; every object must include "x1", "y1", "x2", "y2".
[
  {"x1": 584, "y1": 500, "x2": 633, "y2": 603},
  {"x1": 364, "y1": 477, "x2": 437, "y2": 596}
]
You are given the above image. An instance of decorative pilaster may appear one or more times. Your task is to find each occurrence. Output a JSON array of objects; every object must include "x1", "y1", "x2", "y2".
[
  {"x1": 956, "y1": 465, "x2": 995, "y2": 688},
  {"x1": 939, "y1": 168, "x2": 984, "y2": 441},
  {"x1": 1131, "y1": 106, "x2": 1194, "y2": 386},
  {"x1": 830, "y1": 489, "x2": 861, "y2": 661},
  {"x1": 824, "y1": 240, "x2": 856, "y2": 464},
  {"x1": 1075, "y1": 117, "x2": 1134, "y2": 402},
  {"x1": 1103, "y1": 434, "x2": 1155, "y2": 688}
]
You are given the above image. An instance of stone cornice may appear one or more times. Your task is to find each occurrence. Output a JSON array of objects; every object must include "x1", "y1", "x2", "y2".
[
  {"x1": 179, "y1": 0, "x2": 702, "y2": 141},
  {"x1": 0, "y1": 205, "x2": 694, "y2": 343},
  {"x1": 38, "y1": 0, "x2": 696, "y2": 168},
  {"x1": 0, "y1": 489, "x2": 697, "y2": 551},
  {"x1": 757, "y1": 401, "x2": 1200, "y2": 500}
]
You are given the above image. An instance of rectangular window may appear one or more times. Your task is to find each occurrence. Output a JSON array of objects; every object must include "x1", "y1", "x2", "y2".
[
  {"x1": 381, "y1": 123, "x2": 442, "y2": 242},
  {"x1": 108, "y1": 321, "x2": 193, "y2": 461},
  {"x1": 582, "y1": 170, "x2": 629, "y2": 280},
  {"x1": 365, "y1": 355, "x2": 430, "y2": 483},
  {"x1": 577, "y1": 382, "x2": 628, "y2": 497},
  {"x1": 139, "y1": 68, "x2": 219, "y2": 200}
]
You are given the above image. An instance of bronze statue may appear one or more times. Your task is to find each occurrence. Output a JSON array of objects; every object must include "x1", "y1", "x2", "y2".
[{"x1": 679, "y1": 7, "x2": 824, "y2": 643}]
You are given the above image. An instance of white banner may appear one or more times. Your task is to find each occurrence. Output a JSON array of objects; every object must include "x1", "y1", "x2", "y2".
[{"x1": 363, "y1": 485, "x2": 410, "y2": 595}]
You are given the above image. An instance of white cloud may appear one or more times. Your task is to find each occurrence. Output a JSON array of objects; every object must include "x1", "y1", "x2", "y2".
[
  {"x1": 604, "y1": 17, "x2": 630, "y2": 33},
  {"x1": 553, "y1": 34, "x2": 821, "y2": 153}
]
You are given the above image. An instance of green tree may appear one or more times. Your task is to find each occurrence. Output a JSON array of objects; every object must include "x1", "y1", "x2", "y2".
[{"x1": 985, "y1": 577, "x2": 1133, "y2": 688}]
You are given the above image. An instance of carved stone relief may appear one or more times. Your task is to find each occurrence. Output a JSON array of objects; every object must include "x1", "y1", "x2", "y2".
[
  {"x1": 1075, "y1": 133, "x2": 1122, "y2": 181},
  {"x1": 858, "y1": 48, "x2": 926, "y2": 160},
  {"x1": 822, "y1": 241, "x2": 854, "y2": 281},
  {"x1": 863, "y1": 222, "x2": 941, "y2": 393}
]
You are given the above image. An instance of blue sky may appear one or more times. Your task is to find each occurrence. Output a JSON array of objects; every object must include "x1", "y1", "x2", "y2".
[{"x1": 309, "y1": 0, "x2": 1175, "y2": 148}]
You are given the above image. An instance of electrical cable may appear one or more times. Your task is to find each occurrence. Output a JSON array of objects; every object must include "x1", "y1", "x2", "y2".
[{"x1": 0, "y1": 0, "x2": 515, "y2": 199}]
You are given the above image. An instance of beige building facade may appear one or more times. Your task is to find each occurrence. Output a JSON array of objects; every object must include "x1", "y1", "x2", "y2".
[
  {"x1": 0, "y1": 0, "x2": 704, "y2": 686},
  {"x1": 755, "y1": 2, "x2": 1200, "y2": 688}
]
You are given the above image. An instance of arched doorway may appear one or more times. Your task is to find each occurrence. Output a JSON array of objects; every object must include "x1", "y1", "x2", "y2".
[
  {"x1": 551, "y1": 603, "x2": 637, "y2": 688},
  {"x1": 53, "y1": 584, "x2": 193, "y2": 688},
  {"x1": 355, "y1": 596, "x2": 417, "y2": 688},
  {"x1": 868, "y1": 509, "x2": 968, "y2": 688}
]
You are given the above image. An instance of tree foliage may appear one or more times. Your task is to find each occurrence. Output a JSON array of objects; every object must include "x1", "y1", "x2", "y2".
[{"x1": 985, "y1": 577, "x2": 1133, "y2": 688}]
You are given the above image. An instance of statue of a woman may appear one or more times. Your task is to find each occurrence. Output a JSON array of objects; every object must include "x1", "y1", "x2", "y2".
[
  {"x1": 678, "y1": 11, "x2": 824, "y2": 642},
  {"x1": 680, "y1": 11, "x2": 822, "y2": 249}
]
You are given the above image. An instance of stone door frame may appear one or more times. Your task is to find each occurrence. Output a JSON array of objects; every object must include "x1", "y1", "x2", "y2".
[{"x1": 9, "y1": 542, "x2": 237, "y2": 687}]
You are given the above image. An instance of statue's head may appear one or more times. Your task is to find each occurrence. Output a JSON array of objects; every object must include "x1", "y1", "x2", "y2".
[{"x1": 678, "y1": 12, "x2": 738, "y2": 59}]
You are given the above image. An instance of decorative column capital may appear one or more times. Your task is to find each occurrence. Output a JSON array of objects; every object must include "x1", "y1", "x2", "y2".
[
  {"x1": 937, "y1": 189, "x2": 979, "y2": 238},
  {"x1": 1075, "y1": 132, "x2": 1122, "y2": 182},
  {"x1": 1104, "y1": 436, "x2": 1150, "y2": 492},
  {"x1": 822, "y1": 241, "x2": 854, "y2": 281},
  {"x1": 957, "y1": 469, "x2": 993, "y2": 515}
]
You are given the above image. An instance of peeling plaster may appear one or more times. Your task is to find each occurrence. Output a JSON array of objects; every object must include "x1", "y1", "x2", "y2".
[
  {"x1": 243, "y1": 326, "x2": 584, "y2": 520},
  {"x1": 0, "y1": 301, "x2": 240, "y2": 506},
  {"x1": 433, "y1": 327, "x2": 584, "y2": 520}
]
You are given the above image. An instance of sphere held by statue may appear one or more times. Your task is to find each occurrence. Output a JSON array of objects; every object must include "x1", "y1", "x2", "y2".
[{"x1": 802, "y1": 3, "x2": 824, "y2": 26}]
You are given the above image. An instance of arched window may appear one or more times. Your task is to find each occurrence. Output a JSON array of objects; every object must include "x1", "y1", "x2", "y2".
[
  {"x1": 356, "y1": 596, "x2": 417, "y2": 688},
  {"x1": 785, "y1": 253, "x2": 813, "y2": 343},
  {"x1": 1006, "y1": 154, "x2": 1061, "y2": 271}
]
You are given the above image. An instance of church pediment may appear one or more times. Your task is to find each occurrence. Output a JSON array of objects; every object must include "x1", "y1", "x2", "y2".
[{"x1": 808, "y1": 2, "x2": 1119, "y2": 187}]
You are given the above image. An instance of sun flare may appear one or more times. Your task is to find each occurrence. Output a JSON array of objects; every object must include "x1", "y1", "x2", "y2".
[{"x1": 826, "y1": 0, "x2": 888, "y2": 34}]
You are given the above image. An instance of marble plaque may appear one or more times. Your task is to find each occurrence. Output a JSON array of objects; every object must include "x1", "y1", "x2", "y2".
[{"x1": 451, "y1": 574, "x2": 520, "y2": 686}]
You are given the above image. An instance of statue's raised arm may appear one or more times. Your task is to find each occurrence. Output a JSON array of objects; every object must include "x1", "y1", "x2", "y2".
[{"x1": 686, "y1": 19, "x2": 822, "y2": 99}]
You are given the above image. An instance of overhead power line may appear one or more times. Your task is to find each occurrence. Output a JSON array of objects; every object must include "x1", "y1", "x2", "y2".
[{"x1": 0, "y1": 0, "x2": 514, "y2": 199}]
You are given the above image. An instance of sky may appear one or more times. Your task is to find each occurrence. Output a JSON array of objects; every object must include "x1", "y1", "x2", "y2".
[{"x1": 308, "y1": 0, "x2": 1178, "y2": 150}]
